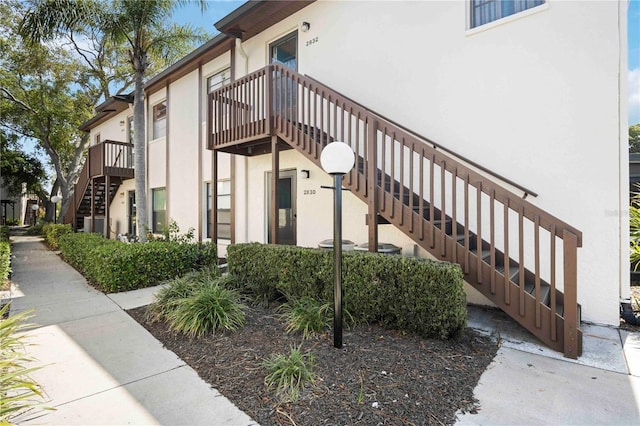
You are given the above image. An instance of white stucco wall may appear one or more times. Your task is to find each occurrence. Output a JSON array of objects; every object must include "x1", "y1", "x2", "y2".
[
  {"x1": 108, "y1": 179, "x2": 135, "y2": 238},
  {"x1": 229, "y1": 0, "x2": 625, "y2": 324},
  {"x1": 85, "y1": 0, "x2": 626, "y2": 325},
  {"x1": 167, "y1": 70, "x2": 200, "y2": 232}
]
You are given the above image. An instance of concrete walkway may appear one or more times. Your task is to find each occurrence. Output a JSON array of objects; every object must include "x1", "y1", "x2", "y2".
[
  {"x1": 7, "y1": 236, "x2": 256, "y2": 425},
  {"x1": 456, "y1": 306, "x2": 640, "y2": 424},
  {"x1": 5, "y1": 235, "x2": 640, "y2": 425}
]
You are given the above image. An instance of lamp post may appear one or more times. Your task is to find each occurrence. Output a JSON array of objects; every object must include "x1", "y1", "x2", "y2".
[
  {"x1": 31, "y1": 203, "x2": 38, "y2": 226},
  {"x1": 320, "y1": 141, "x2": 355, "y2": 349},
  {"x1": 51, "y1": 195, "x2": 61, "y2": 224}
]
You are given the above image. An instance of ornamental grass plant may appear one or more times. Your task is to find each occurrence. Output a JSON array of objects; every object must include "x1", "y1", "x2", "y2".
[
  {"x1": 278, "y1": 296, "x2": 330, "y2": 339},
  {"x1": 167, "y1": 284, "x2": 246, "y2": 338},
  {"x1": 0, "y1": 306, "x2": 48, "y2": 423},
  {"x1": 263, "y1": 345, "x2": 315, "y2": 402}
]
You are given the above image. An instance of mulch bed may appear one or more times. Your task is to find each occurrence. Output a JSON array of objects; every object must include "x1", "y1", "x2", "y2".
[{"x1": 128, "y1": 305, "x2": 498, "y2": 426}]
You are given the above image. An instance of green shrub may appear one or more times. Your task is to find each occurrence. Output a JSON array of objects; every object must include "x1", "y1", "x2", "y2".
[
  {"x1": 278, "y1": 297, "x2": 330, "y2": 338},
  {"x1": 58, "y1": 233, "x2": 115, "y2": 273},
  {"x1": 84, "y1": 241, "x2": 217, "y2": 293},
  {"x1": 25, "y1": 219, "x2": 44, "y2": 236},
  {"x1": 263, "y1": 345, "x2": 315, "y2": 402},
  {"x1": 0, "y1": 242, "x2": 10, "y2": 286},
  {"x1": 0, "y1": 226, "x2": 9, "y2": 242},
  {"x1": 42, "y1": 223, "x2": 72, "y2": 250},
  {"x1": 147, "y1": 266, "x2": 222, "y2": 323},
  {"x1": 167, "y1": 284, "x2": 246, "y2": 337},
  {"x1": 227, "y1": 243, "x2": 466, "y2": 339},
  {"x1": 0, "y1": 306, "x2": 48, "y2": 422}
]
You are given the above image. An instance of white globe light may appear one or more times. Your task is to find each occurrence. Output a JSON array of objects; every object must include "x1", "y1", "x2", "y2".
[
  {"x1": 31, "y1": 204, "x2": 39, "y2": 211},
  {"x1": 51, "y1": 195, "x2": 62, "y2": 203},
  {"x1": 320, "y1": 142, "x2": 355, "y2": 175}
]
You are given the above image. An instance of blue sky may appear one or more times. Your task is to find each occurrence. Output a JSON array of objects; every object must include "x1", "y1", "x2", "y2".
[
  {"x1": 629, "y1": 0, "x2": 640, "y2": 125},
  {"x1": 176, "y1": 0, "x2": 640, "y2": 125},
  {"x1": 171, "y1": 1, "x2": 244, "y2": 35}
]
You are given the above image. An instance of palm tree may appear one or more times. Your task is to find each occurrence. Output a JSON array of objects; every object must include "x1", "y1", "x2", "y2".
[{"x1": 20, "y1": 0, "x2": 207, "y2": 241}]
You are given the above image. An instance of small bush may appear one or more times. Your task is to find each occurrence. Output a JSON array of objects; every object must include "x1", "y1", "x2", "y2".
[
  {"x1": 0, "y1": 306, "x2": 47, "y2": 422},
  {"x1": 0, "y1": 242, "x2": 11, "y2": 286},
  {"x1": 167, "y1": 284, "x2": 246, "y2": 337},
  {"x1": 278, "y1": 297, "x2": 330, "y2": 338},
  {"x1": 85, "y1": 241, "x2": 217, "y2": 293},
  {"x1": 263, "y1": 345, "x2": 315, "y2": 402},
  {"x1": 0, "y1": 226, "x2": 9, "y2": 242},
  {"x1": 227, "y1": 243, "x2": 466, "y2": 339},
  {"x1": 58, "y1": 233, "x2": 115, "y2": 273},
  {"x1": 25, "y1": 219, "x2": 44, "y2": 236},
  {"x1": 42, "y1": 223, "x2": 72, "y2": 250},
  {"x1": 147, "y1": 267, "x2": 222, "y2": 323}
]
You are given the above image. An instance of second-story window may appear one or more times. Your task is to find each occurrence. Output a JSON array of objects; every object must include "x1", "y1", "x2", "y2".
[
  {"x1": 95, "y1": 133, "x2": 101, "y2": 146},
  {"x1": 207, "y1": 68, "x2": 231, "y2": 94},
  {"x1": 470, "y1": 0, "x2": 544, "y2": 28},
  {"x1": 152, "y1": 100, "x2": 167, "y2": 139}
]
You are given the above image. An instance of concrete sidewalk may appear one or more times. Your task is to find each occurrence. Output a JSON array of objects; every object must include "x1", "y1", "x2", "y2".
[
  {"x1": 5, "y1": 235, "x2": 640, "y2": 425},
  {"x1": 456, "y1": 306, "x2": 640, "y2": 424},
  {"x1": 7, "y1": 236, "x2": 256, "y2": 425}
]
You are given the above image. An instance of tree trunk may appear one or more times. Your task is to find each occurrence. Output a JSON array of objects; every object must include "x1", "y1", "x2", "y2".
[{"x1": 133, "y1": 69, "x2": 148, "y2": 242}]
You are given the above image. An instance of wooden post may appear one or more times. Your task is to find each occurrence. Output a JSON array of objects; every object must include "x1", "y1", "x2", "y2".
[
  {"x1": 90, "y1": 179, "x2": 95, "y2": 233},
  {"x1": 266, "y1": 65, "x2": 273, "y2": 135},
  {"x1": 212, "y1": 150, "x2": 218, "y2": 243},
  {"x1": 105, "y1": 175, "x2": 110, "y2": 239},
  {"x1": 271, "y1": 136, "x2": 279, "y2": 244},
  {"x1": 562, "y1": 229, "x2": 579, "y2": 359},
  {"x1": 367, "y1": 119, "x2": 378, "y2": 252}
]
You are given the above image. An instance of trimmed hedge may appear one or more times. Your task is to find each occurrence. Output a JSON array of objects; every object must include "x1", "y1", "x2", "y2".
[
  {"x1": 58, "y1": 232, "x2": 217, "y2": 293},
  {"x1": 227, "y1": 243, "x2": 466, "y2": 339},
  {"x1": 0, "y1": 226, "x2": 9, "y2": 242},
  {"x1": 0, "y1": 242, "x2": 10, "y2": 284},
  {"x1": 59, "y1": 233, "x2": 115, "y2": 273},
  {"x1": 84, "y1": 241, "x2": 217, "y2": 293},
  {"x1": 42, "y1": 223, "x2": 72, "y2": 250}
]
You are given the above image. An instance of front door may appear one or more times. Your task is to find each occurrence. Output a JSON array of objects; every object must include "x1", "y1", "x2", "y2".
[
  {"x1": 128, "y1": 190, "x2": 136, "y2": 236},
  {"x1": 266, "y1": 170, "x2": 297, "y2": 245},
  {"x1": 270, "y1": 31, "x2": 297, "y2": 70}
]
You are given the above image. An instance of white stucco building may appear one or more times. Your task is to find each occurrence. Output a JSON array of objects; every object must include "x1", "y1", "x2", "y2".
[{"x1": 71, "y1": 0, "x2": 630, "y2": 358}]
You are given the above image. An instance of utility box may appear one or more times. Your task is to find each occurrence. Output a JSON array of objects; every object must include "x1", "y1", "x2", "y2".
[{"x1": 83, "y1": 216, "x2": 104, "y2": 235}]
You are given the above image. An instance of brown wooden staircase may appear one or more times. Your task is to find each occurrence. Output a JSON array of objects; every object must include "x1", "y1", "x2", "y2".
[
  {"x1": 63, "y1": 140, "x2": 134, "y2": 234},
  {"x1": 208, "y1": 64, "x2": 583, "y2": 358}
]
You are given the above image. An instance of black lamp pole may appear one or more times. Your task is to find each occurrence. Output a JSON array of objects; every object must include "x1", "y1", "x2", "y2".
[{"x1": 332, "y1": 173, "x2": 343, "y2": 348}]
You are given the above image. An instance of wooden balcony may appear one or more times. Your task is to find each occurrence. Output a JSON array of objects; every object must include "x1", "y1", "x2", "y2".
[{"x1": 63, "y1": 140, "x2": 134, "y2": 233}]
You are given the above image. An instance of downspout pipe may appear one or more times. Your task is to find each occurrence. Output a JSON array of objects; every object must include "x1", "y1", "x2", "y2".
[{"x1": 235, "y1": 38, "x2": 248, "y2": 76}]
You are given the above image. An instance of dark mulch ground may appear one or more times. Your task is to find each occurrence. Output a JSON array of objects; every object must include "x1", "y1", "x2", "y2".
[{"x1": 128, "y1": 305, "x2": 498, "y2": 426}]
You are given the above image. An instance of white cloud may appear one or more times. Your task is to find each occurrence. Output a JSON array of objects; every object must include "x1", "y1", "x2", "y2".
[{"x1": 630, "y1": 68, "x2": 640, "y2": 125}]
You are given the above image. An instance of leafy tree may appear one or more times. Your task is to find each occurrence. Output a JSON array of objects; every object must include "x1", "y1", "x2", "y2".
[
  {"x1": 20, "y1": 0, "x2": 209, "y2": 241},
  {"x1": 0, "y1": 1, "x2": 93, "y2": 221},
  {"x1": 631, "y1": 124, "x2": 640, "y2": 153},
  {"x1": 0, "y1": 131, "x2": 47, "y2": 200}
]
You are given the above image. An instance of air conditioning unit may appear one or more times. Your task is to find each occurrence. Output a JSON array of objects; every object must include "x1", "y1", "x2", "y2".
[{"x1": 83, "y1": 216, "x2": 104, "y2": 234}]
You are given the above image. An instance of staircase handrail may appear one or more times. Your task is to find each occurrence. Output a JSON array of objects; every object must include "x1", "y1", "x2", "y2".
[
  {"x1": 265, "y1": 63, "x2": 580, "y2": 243},
  {"x1": 303, "y1": 74, "x2": 538, "y2": 198}
]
